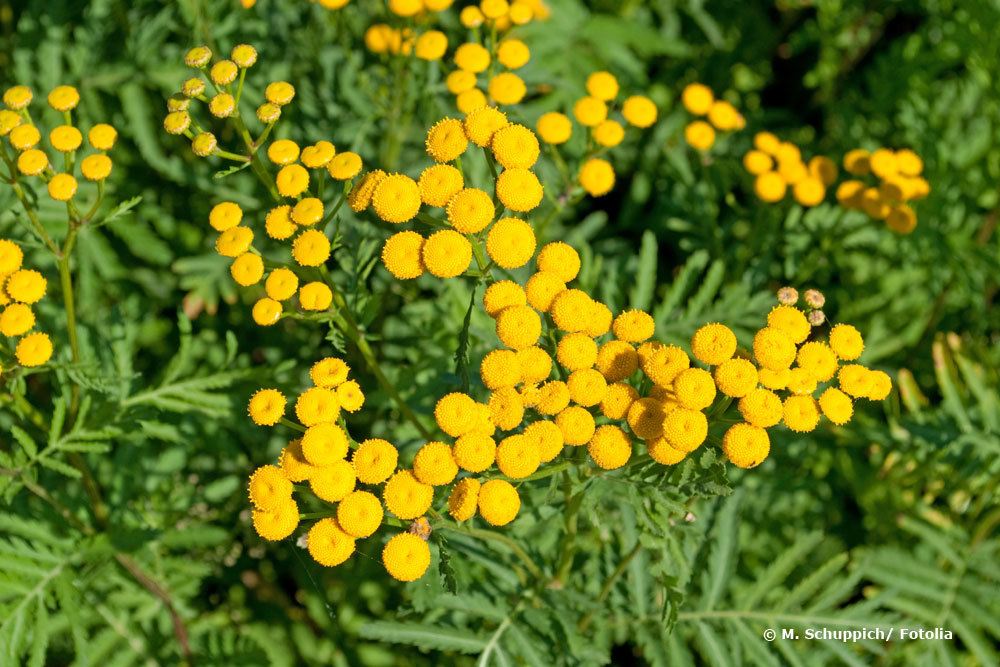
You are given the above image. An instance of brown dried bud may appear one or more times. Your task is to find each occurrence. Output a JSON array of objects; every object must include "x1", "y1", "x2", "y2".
[
  {"x1": 804, "y1": 289, "x2": 826, "y2": 309},
  {"x1": 777, "y1": 287, "x2": 799, "y2": 305},
  {"x1": 808, "y1": 310, "x2": 826, "y2": 326},
  {"x1": 408, "y1": 517, "x2": 432, "y2": 541}
]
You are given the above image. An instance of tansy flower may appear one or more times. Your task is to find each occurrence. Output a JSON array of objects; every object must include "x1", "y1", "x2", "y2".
[
  {"x1": 265, "y1": 268, "x2": 299, "y2": 301},
  {"x1": 460, "y1": 5, "x2": 485, "y2": 26},
  {"x1": 3, "y1": 85, "x2": 33, "y2": 110},
  {"x1": 337, "y1": 491, "x2": 384, "y2": 538},
  {"x1": 310, "y1": 357, "x2": 350, "y2": 388},
  {"x1": 15, "y1": 332, "x2": 53, "y2": 367},
  {"x1": 352, "y1": 439, "x2": 399, "y2": 485},
  {"x1": 491, "y1": 124, "x2": 540, "y2": 170},
  {"x1": 714, "y1": 358, "x2": 758, "y2": 398},
  {"x1": 181, "y1": 78, "x2": 205, "y2": 98},
  {"x1": 481, "y1": 348, "x2": 521, "y2": 390},
  {"x1": 382, "y1": 231, "x2": 425, "y2": 280},
  {"x1": 415, "y1": 31, "x2": 448, "y2": 61},
  {"x1": 477, "y1": 479, "x2": 521, "y2": 526},
  {"x1": 435, "y1": 392, "x2": 479, "y2": 437},
  {"x1": 292, "y1": 230, "x2": 331, "y2": 267},
  {"x1": 413, "y1": 441, "x2": 459, "y2": 486},
  {"x1": 456, "y1": 89, "x2": 487, "y2": 114},
  {"x1": 488, "y1": 386, "x2": 525, "y2": 430},
  {"x1": 556, "y1": 333, "x2": 598, "y2": 371},
  {"x1": 579, "y1": 158, "x2": 615, "y2": 196},
  {"x1": 383, "y1": 470, "x2": 433, "y2": 520},
  {"x1": 600, "y1": 382, "x2": 638, "y2": 420},
  {"x1": 596, "y1": 340, "x2": 639, "y2": 382},
  {"x1": 382, "y1": 533, "x2": 431, "y2": 582},
  {"x1": 294, "y1": 387, "x2": 340, "y2": 426},
  {"x1": 248, "y1": 388, "x2": 285, "y2": 426},
  {"x1": 681, "y1": 83, "x2": 713, "y2": 115},
  {"x1": 210, "y1": 60, "x2": 238, "y2": 86},
  {"x1": 307, "y1": 518, "x2": 355, "y2": 567},
  {"x1": 0, "y1": 303, "x2": 35, "y2": 337},
  {"x1": 231, "y1": 253, "x2": 264, "y2": 286},
  {"x1": 783, "y1": 395, "x2": 820, "y2": 432},
  {"x1": 497, "y1": 38, "x2": 530, "y2": 68},
  {"x1": 573, "y1": 96, "x2": 607, "y2": 127},
  {"x1": 447, "y1": 70, "x2": 477, "y2": 96},
  {"x1": 455, "y1": 42, "x2": 490, "y2": 73},
  {"x1": 819, "y1": 387, "x2": 853, "y2": 425},
  {"x1": 786, "y1": 367, "x2": 817, "y2": 395},
  {"x1": 309, "y1": 460, "x2": 357, "y2": 502},
  {"x1": 265, "y1": 81, "x2": 295, "y2": 106},
  {"x1": 627, "y1": 397, "x2": 667, "y2": 441},
  {"x1": 268, "y1": 139, "x2": 300, "y2": 166},
  {"x1": 5, "y1": 269, "x2": 47, "y2": 304},
  {"x1": 566, "y1": 368, "x2": 608, "y2": 407},
  {"x1": 755, "y1": 172, "x2": 786, "y2": 203},
  {"x1": 446, "y1": 188, "x2": 494, "y2": 233},
  {"x1": 276, "y1": 164, "x2": 309, "y2": 197},
  {"x1": 613, "y1": 309, "x2": 655, "y2": 343},
  {"x1": 301, "y1": 422, "x2": 349, "y2": 466},
  {"x1": 422, "y1": 230, "x2": 471, "y2": 278},
  {"x1": 252, "y1": 498, "x2": 300, "y2": 541},
  {"x1": 47, "y1": 85, "x2": 80, "y2": 112},
  {"x1": 661, "y1": 408, "x2": 708, "y2": 453},
  {"x1": 797, "y1": 342, "x2": 838, "y2": 382},
  {"x1": 328, "y1": 152, "x2": 362, "y2": 180},
  {"x1": 743, "y1": 150, "x2": 773, "y2": 175},
  {"x1": 486, "y1": 217, "x2": 536, "y2": 269},
  {"x1": 523, "y1": 420, "x2": 564, "y2": 463},
  {"x1": 707, "y1": 100, "x2": 743, "y2": 131},
  {"x1": 516, "y1": 346, "x2": 553, "y2": 384},
  {"x1": 753, "y1": 327, "x2": 796, "y2": 371},
  {"x1": 738, "y1": 388, "x2": 782, "y2": 428},
  {"x1": 691, "y1": 323, "x2": 737, "y2": 365},
  {"x1": 640, "y1": 343, "x2": 690, "y2": 387},
  {"x1": 9, "y1": 125, "x2": 41, "y2": 151},
  {"x1": 448, "y1": 478, "x2": 480, "y2": 521},
  {"x1": 373, "y1": 174, "x2": 421, "y2": 223},
  {"x1": 231, "y1": 43, "x2": 258, "y2": 68},
  {"x1": 17, "y1": 149, "x2": 48, "y2": 176},
  {"x1": 247, "y1": 464, "x2": 293, "y2": 510},
  {"x1": 419, "y1": 164, "x2": 464, "y2": 207},
  {"x1": 524, "y1": 271, "x2": 565, "y2": 312},
  {"x1": 252, "y1": 298, "x2": 282, "y2": 326},
  {"x1": 593, "y1": 119, "x2": 625, "y2": 148},
  {"x1": 453, "y1": 433, "x2": 497, "y2": 472},
  {"x1": 209, "y1": 202, "x2": 243, "y2": 232},
  {"x1": 495, "y1": 305, "x2": 541, "y2": 350},
  {"x1": 464, "y1": 106, "x2": 509, "y2": 147},
  {"x1": 673, "y1": 367, "x2": 716, "y2": 410},
  {"x1": 535, "y1": 380, "x2": 571, "y2": 415},
  {"x1": 550, "y1": 289, "x2": 595, "y2": 334},
  {"x1": 0, "y1": 240, "x2": 24, "y2": 274},
  {"x1": 793, "y1": 178, "x2": 825, "y2": 207},
  {"x1": 722, "y1": 423, "x2": 770, "y2": 468},
  {"x1": 648, "y1": 437, "x2": 686, "y2": 465},
  {"x1": 496, "y1": 434, "x2": 540, "y2": 478},
  {"x1": 163, "y1": 111, "x2": 191, "y2": 135},
  {"x1": 867, "y1": 370, "x2": 893, "y2": 400},
  {"x1": 588, "y1": 425, "x2": 631, "y2": 470},
  {"x1": 426, "y1": 118, "x2": 469, "y2": 163},
  {"x1": 184, "y1": 45, "x2": 212, "y2": 68},
  {"x1": 301, "y1": 141, "x2": 336, "y2": 169},
  {"x1": 489, "y1": 73, "x2": 527, "y2": 105},
  {"x1": 47, "y1": 174, "x2": 77, "y2": 202},
  {"x1": 278, "y1": 439, "x2": 316, "y2": 483},
  {"x1": 622, "y1": 95, "x2": 657, "y2": 128},
  {"x1": 536, "y1": 111, "x2": 572, "y2": 144},
  {"x1": 209, "y1": 93, "x2": 235, "y2": 118},
  {"x1": 767, "y1": 305, "x2": 810, "y2": 344},
  {"x1": 684, "y1": 121, "x2": 715, "y2": 151},
  {"x1": 299, "y1": 282, "x2": 333, "y2": 311}
]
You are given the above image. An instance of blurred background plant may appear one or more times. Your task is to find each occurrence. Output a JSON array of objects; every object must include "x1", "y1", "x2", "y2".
[{"x1": 0, "y1": 0, "x2": 997, "y2": 664}]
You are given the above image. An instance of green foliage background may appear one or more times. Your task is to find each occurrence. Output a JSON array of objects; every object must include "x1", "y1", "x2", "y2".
[{"x1": 0, "y1": 0, "x2": 998, "y2": 664}]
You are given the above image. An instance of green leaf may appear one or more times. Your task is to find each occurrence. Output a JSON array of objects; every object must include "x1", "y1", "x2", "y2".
[{"x1": 357, "y1": 621, "x2": 489, "y2": 653}]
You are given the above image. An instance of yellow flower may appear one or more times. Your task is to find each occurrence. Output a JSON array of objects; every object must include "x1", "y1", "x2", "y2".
[
  {"x1": 593, "y1": 119, "x2": 624, "y2": 148},
  {"x1": 3, "y1": 85, "x2": 33, "y2": 110},
  {"x1": 579, "y1": 158, "x2": 615, "y2": 197},
  {"x1": 843, "y1": 148, "x2": 870, "y2": 175},
  {"x1": 707, "y1": 100, "x2": 742, "y2": 131},
  {"x1": 381, "y1": 231, "x2": 425, "y2": 280},
  {"x1": 535, "y1": 380, "x2": 570, "y2": 415},
  {"x1": 426, "y1": 118, "x2": 469, "y2": 163},
  {"x1": 415, "y1": 31, "x2": 448, "y2": 61},
  {"x1": 210, "y1": 60, "x2": 238, "y2": 86},
  {"x1": 661, "y1": 408, "x2": 708, "y2": 453},
  {"x1": 276, "y1": 164, "x2": 310, "y2": 198},
  {"x1": 626, "y1": 397, "x2": 666, "y2": 441},
  {"x1": 307, "y1": 518, "x2": 356, "y2": 566},
  {"x1": 460, "y1": 5, "x2": 485, "y2": 26},
  {"x1": 382, "y1": 533, "x2": 431, "y2": 582},
  {"x1": 793, "y1": 178, "x2": 825, "y2": 207},
  {"x1": 818, "y1": 387, "x2": 853, "y2": 425},
  {"x1": 191, "y1": 131, "x2": 218, "y2": 156},
  {"x1": 5, "y1": 269, "x2": 47, "y2": 304},
  {"x1": 278, "y1": 439, "x2": 316, "y2": 482},
  {"x1": 184, "y1": 45, "x2": 212, "y2": 68},
  {"x1": 573, "y1": 96, "x2": 607, "y2": 127},
  {"x1": 583, "y1": 70, "x2": 618, "y2": 101},
  {"x1": 566, "y1": 368, "x2": 607, "y2": 407},
  {"x1": 464, "y1": 106, "x2": 509, "y2": 147},
  {"x1": 599, "y1": 382, "x2": 637, "y2": 421},
  {"x1": 268, "y1": 139, "x2": 300, "y2": 166},
  {"x1": 389, "y1": 0, "x2": 423, "y2": 16},
  {"x1": 673, "y1": 367, "x2": 716, "y2": 410},
  {"x1": 555, "y1": 333, "x2": 597, "y2": 371},
  {"x1": 47, "y1": 85, "x2": 80, "y2": 112},
  {"x1": 0, "y1": 303, "x2": 34, "y2": 337},
  {"x1": 15, "y1": 332, "x2": 52, "y2": 367},
  {"x1": 446, "y1": 187, "x2": 494, "y2": 233},
  {"x1": 372, "y1": 174, "x2": 421, "y2": 223},
  {"x1": 613, "y1": 309, "x2": 654, "y2": 343},
  {"x1": 691, "y1": 323, "x2": 737, "y2": 366},
  {"x1": 209, "y1": 93, "x2": 235, "y2": 118},
  {"x1": 422, "y1": 229, "x2": 472, "y2": 278},
  {"x1": 328, "y1": 152, "x2": 362, "y2": 180},
  {"x1": 797, "y1": 342, "x2": 838, "y2": 382},
  {"x1": 16, "y1": 149, "x2": 48, "y2": 176},
  {"x1": 536, "y1": 111, "x2": 572, "y2": 144},
  {"x1": 231, "y1": 43, "x2": 258, "y2": 68},
  {"x1": 753, "y1": 327, "x2": 796, "y2": 371},
  {"x1": 309, "y1": 460, "x2": 357, "y2": 502},
  {"x1": 455, "y1": 42, "x2": 491, "y2": 73},
  {"x1": 456, "y1": 89, "x2": 487, "y2": 114},
  {"x1": 488, "y1": 386, "x2": 525, "y2": 430},
  {"x1": 550, "y1": 289, "x2": 595, "y2": 334},
  {"x1": 9, "y1": 124, "x2": 41, "y2": 151},
  {"x1": 639, "y1": 343, "x2": 689, "y2": 387},
  {"x1": 488, "y1": 72, "x2": 527, "y2": 105},
  {"x1": 869, "y1": 148, "x2": 898, "y2": 180},
  {"x1": 584, "y1": 425, "x2": 628, "y2": 469},
  {"x1": 478, "y1": 479, "x2": 521, "y2": 526},
  {"x1": 80, "y1": 154, "x2": 112, "y2": 181},
  {"x1": 448, "y1": 478, "x2": 480, "y2": 521},
  {"x1": 47, "y1": 173, "x2": 78, "y2": 202},
  {"x1": 758, "y1": 367, "x2": 790, "y2": 391},
  {"x1": 491, "y1": 124, "x2": 539, "y2": 170},
  {"x1": 247, "y1": 464, "x2": 293, "y2": 510},
  {"x1": 295, "y1": 387, "x2": 340, "y2": 426},
  {"x1": 767, "y1": 305, "x2": 810, "y2": 344},
  {"x1": 453, "y1": 433, "x2": 497, "y2": 472},
  {"x1": 247, "y1": 388, "x2": 285, "y2": 426},
  {"x1": 496, "y1": 434, "x2": 540, "y2": 479},
  {"x1": 435, "y1": 392, "x2": 479, "y2": 437},
  {"x1": 263, "y1": 205, "x2": 294, "y2": 240},
  {"x1": 485, "y1": 217, "x2": 535, "y2": 269},
  {"x1": 311, "y1": 357, "x2": 350, "y2": 388},
  {"x1": 292, "y1": 229, "x2": 331, "y2": 267},
  {"x1": 886, "y1": 205, "x2": 917, "y2": 234},
  {"x1": 352, "y1": 438, "x2": 399, "y2": 484},
  {"x1": 722, "y1": 423, "x2": 770, "y2": 469},
  {"x1": 163, "y1": 111, "x2": 191, "y2": 135},
  {"x1": 648, "y1": 437, "x2": 686, "y2": 465},
  {"x1": 301, "y1": 422, "x2": 349, "y2": 466},
  {"x1": 335, "y1": 491, "x2": 383, "y2": 539},
  {"x1": 738, "y1": 388, "x2": 782, "y2": 428},
  {"x1": 252, "y1": 298, "x2": 282, "y2": 326},
  {"x1": 447, "y1": 70, "x2": 477, "y2": 94},
  {"x1": 290, "y1": 198, "x2": 323, "y2": 227},
  {"x1": 522, "y1": 271, "x2": 564, "y2": 312},
  {"x1": 828, "y1": 324, "x2": 864, "y2": 361},
  {"x1": 383, "y1": 470, "x2": 434, "y2": 520},
  {"x1": 252, "y1": 497, "x2": 300, "y2": 541},
  {"x1": 595, "y1": 340, "x2": 638, "y2": 382},
  {"x1": 521, "y1": 420, "x2": 562, "y2": 463},
  {"x1": 349, "y1": 170, "x2": 388, "y2": 213},
  {"x1": 784, "y1": 395, "x2": 820, "y2": 432},
  {"x1": 743, "y1": 150, "x2": 773, "y2": 175},
  {"x1": 867, "y1": 370, "x2": 892, "y2": 400},
  {"x1": 300, "y1": 141, "x2": 336, "y2": 169},
  {"x1": 480, "y1": 348, "x2": 521, "y2": 390},
  {"x1": 895, "y1": 149, "x2": 923, "y2": 176},
  {"x1": 713, "y1": 358, "x2": 758, "y2": 398},
  {"x1": 533, "y1": 241, "x2": 578, "y2": 283},
  {"x1": 622, "y1": 95, "x2": 657, "y2": 128},
  {"x1": 0, "y1": 240, "x2": 23, "y2": 275},
  {"x1": 336, "y1": 380, "x2": 364, "y2": 412},
  {"x1": 481, "y1": 0, "x2": 509, "y2": 18},
  {"x1": 681, "y1": 83, "x2": 713, "y2": 115},
  {"x1": 416, "y1": 165, "x2": 463, "y2": 209},
  {"x1": 495, "y1": 304, "x2": 541, "y2": 350},
  {"x1": 181, "y1": 78, "x2": 205, "y2": 98},
  {"x1": 684, "y1": 120, "x2": 715, "y2": 151},
  {"x1": 265, "y1": 81, "x2": 296, "y2": 106},
  {"x1": 230, "y1": 253, "x2": 264, "y2": 286},
  {"x1": 497, "y1": 38, "x2": 530, "y2": 69},
  {"x1": 215, "y1": 226, "x2": 253, "y2": 257},
  {"x1": 413, "y1": 441, "x2": 459, "y2": 486},
  {"x1": 755, "y1": 172, "x2": 787, "y2": 202}
]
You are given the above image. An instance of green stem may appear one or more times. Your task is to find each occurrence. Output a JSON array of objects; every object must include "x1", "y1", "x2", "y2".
[{"x1": 436, "y1": 523, "x2": 543, "y2": 581}]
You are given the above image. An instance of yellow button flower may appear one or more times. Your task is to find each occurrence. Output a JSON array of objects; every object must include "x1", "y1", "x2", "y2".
[{"x1": 486, "y1": 217, "x2": 535, "y2": 269}]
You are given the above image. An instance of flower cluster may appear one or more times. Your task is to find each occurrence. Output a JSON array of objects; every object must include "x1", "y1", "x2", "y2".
[
  {"x1": 165, "y1": 44, "x2": 291, "y2": 159},
  {"x1": 1, "y1": 84, "x2": 117, "y2": 199},
  {"x1": 0, "y1": 240, "x2": 52, "y2": 368},
  {"x1": 837, "y1": 147, "x2": 929, "y2": 234},
  {"x1": 744, "y1": 131, "x2": 838, "y2": 207},
  {"x1": 370, "y1": 110, "x2": 543, "y2": 280},
  {"x1": 680, "y1": 83, "x2": 746, "y2": 152},
  {"x1": 536, "y1": 71, "x2": 658, "y2": 197},
  {"x1": 246, "y1": 360, "x2": 432, "y2": 581}
]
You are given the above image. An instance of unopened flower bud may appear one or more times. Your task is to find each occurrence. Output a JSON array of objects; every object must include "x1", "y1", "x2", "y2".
[
  {"x1": 804, "y1": 289, "x2": 825, "y2": 308},
  {"x1": 808, "y1": 310, "x2": 826, "y2": 326},
  {"x1": 777, "y1": 286, "x2": 799, "y2": 305}
]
